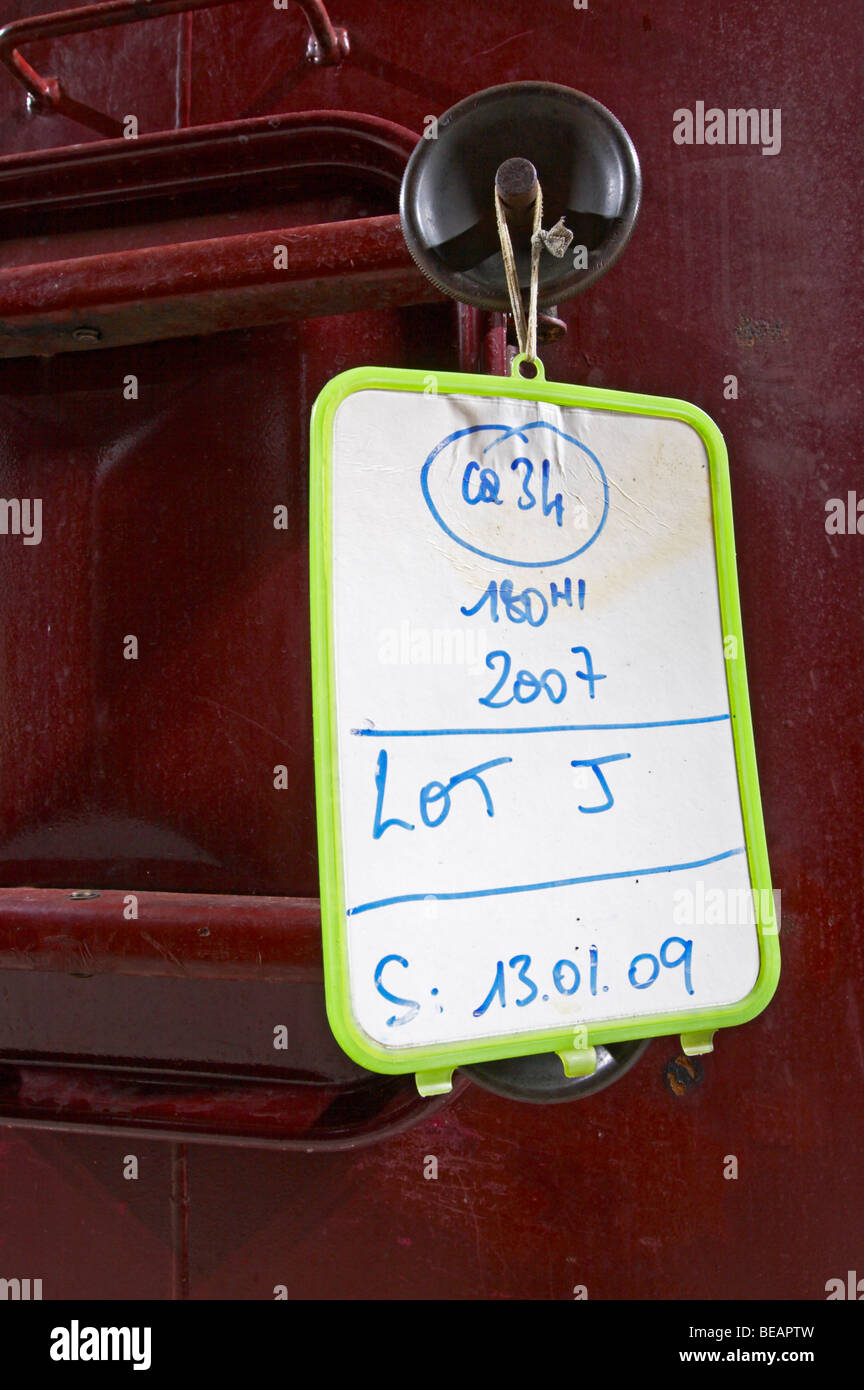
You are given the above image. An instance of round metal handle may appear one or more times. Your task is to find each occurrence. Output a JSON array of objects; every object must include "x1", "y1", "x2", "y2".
[{"x1": 400, "y1": 81, "x2": 641, "y2": 312}]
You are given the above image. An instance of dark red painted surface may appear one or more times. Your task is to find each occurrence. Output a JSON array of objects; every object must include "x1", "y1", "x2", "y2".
[{"x1": 0, "y1": 0, "x2": 860, "y2": 1299}]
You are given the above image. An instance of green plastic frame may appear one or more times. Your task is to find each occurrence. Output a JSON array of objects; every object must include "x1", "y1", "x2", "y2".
[{"x1": 310, "y1": 358, "x2": 780, "y2": 1090}]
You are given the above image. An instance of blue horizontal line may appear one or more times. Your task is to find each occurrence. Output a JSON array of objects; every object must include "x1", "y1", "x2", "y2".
[
  {"x1": 350, "y1": 714, "x2": 731, "y2": 738},
  {"x1": 347, "y1": 847, "x2": 746, "y2": 917}
]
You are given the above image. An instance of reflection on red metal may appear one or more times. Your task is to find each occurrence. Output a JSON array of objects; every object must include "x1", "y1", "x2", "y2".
[
  {"x1": 0, "y1": 1059, "x2": 467, "y2": 1150},
  {"x1": 0, "y1": 0, "x2": 348, "y2": 138},
  {"x1": 0, "y1": 888, "x2": 322, "y2": 981}
]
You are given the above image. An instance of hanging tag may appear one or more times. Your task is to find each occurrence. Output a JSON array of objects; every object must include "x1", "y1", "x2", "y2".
[{"x1": 310, "y1": 358, "x2": 780, "y2": 1096}]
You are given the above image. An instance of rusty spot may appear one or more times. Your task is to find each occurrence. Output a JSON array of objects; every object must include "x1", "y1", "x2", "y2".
[
  {"x1": 664, "y1": 1054, "x2": 704, "y2": 1095},
  {"x1": 735, "y1": 315, "x2": 789, "y2": 348}
]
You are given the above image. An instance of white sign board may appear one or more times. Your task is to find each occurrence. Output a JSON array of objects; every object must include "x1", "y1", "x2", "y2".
[{"x1": 311, "y1": 366, "x2": 778, "y2": 1091}]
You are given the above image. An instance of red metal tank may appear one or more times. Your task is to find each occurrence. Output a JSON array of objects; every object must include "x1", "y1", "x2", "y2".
[{"x1": 0, "y1": 0, "x2": 859, "y2": 1303}]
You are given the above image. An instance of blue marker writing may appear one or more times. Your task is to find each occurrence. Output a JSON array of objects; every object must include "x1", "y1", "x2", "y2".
[{"x1": 570, "y1": 752, "x2": 632, "y2": 813}]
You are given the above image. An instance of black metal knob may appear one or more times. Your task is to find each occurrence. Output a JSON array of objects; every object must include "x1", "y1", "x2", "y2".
[{"x1": 463, "y1": 1039, "x2": 651, "y2": 1104}]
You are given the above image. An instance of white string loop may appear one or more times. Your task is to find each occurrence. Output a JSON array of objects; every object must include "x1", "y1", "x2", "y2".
[{"x1": 494, "y1": 180, "x2": 544, "y2": 362}]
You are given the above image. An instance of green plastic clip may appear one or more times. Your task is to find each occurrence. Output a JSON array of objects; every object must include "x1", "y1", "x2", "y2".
[
  {"x1": 680, "y1": 1031, "x2": 715, "y2": 1056},
  {"x1": 556, "y1": 1045, "x2": 598, "y2": 1078},
  {"x1": 415, "y1": 1068, "x2": 454, "y2": 1097}
]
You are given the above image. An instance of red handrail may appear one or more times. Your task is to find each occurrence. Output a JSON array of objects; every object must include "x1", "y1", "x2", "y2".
[{"x1": 0, "y1": 0, "x2": 349, "y2": 137}]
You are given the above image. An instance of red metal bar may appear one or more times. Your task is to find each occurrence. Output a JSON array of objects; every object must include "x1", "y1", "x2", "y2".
[
  {"x1": 0, "y1": 0, "x2": 348, "y2": 137},
  {"x1": 0, "y1": 110, "x2": 418, "y2": 214},
  {"x1": 0, "y1": 888, "x2": 322, "y2": 981},
  {"x1": 457, "y1": 302, "x2": 482, "y2": 375},
  {"x1": 0, "y1": 1059, "x2": 467, "y2": 1150},
  {"x1": 483, "y1": 310, "x2": 509, "y2": 375},
  {"x1": 0, "y1": 212, "x2": 408, "y2": 313},
  {"x1": 170, "y1": 1144, "x2": 191, "y2": 1297},
  {"x1": 0, "y1": 212, "x2": 442, "y2": 356},
  {"x1": 0, "y1": 107, "x2": 439, "y2": 355}
]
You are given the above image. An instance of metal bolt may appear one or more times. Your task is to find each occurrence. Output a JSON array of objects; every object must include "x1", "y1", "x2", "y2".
[
  {"x1": 69, "y1": 890, "x2": 100, "y2": 900},
  {"x1": 538, "y1": 309, "x2": 567, "y2": 343},
  {"x1": 495, "y1": 158, "x2": 540, "y2": 246},
  {"x1": 305, "y1": 26, "x2": 349, "y2": 65},
  {"x1": 664, "y1": 1054, "x2": 704, "y2": 1095},
  {"x1": 495, "y1": 157, "x2": 539, "y2": 212},
  {"x1": 72, "y1": 326, "x2": 101, "y2": 343}
]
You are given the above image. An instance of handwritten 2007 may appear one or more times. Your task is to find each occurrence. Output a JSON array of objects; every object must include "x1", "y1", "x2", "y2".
[{"x1": 372, "y1": 615, "x2": 621, "y2": 834}]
